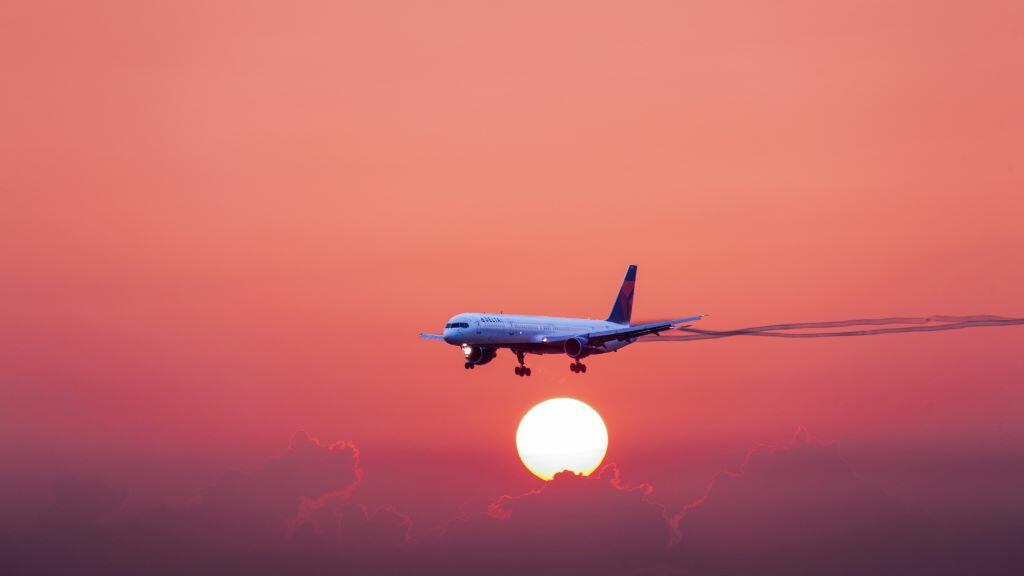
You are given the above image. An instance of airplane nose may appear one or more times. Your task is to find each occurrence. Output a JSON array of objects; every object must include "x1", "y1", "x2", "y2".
[{"x1": 443, "y1": 331, "x2": 457, "y2": 344}]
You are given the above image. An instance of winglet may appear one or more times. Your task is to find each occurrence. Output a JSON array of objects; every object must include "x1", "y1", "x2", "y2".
[{"x1": 606, "y1": 264, "x2": 637, "y2": 325}]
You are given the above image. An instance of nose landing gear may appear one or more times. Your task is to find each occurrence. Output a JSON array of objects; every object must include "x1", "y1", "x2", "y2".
[
  {"x1": 569, "y1": 362, "x2": 587, "y2": 373},
  {"x1": 464, "y1": 362, "x2": 474, "y2": 370}
]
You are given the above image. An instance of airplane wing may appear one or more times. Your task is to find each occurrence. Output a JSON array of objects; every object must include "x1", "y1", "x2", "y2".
[
  {"x1": 419, "y1": 333, "x2": 445, "y2": 341},
  {"x1": 581, "y1": 314, "x2": 707, "y2": 344}
]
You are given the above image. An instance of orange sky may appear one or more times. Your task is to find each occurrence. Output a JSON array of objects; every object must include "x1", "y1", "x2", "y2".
[{"x1": 2, "y1": 0, "x2": 1023, "y2": 541}]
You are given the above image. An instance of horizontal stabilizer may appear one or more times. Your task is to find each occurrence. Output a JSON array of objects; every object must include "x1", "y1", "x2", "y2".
[{"x1": 544, "y1": 314, "x2": 707, "y2": 346}]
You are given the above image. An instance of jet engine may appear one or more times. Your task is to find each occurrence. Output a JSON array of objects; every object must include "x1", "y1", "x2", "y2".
[
  {"x1": 563, "y1": 336, "x2": 592, "y2": 359},
  {"x1": 462, "y1": 345, "x2": 497, "y2": 365}
]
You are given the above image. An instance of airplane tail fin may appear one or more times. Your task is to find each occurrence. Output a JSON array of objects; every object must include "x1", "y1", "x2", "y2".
[{"x1": 606, "y1": 265, "x2": 637, "y2": 325}]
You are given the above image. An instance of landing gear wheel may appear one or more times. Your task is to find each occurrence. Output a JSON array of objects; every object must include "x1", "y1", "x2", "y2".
[
  {"x1": 580, "y1": 364, "x2": 587, "y2": 373},
  {"x1": 513, "y1": 350, "x2": 531, "y2": 377},
  {"x1": 570, "y1": 363, "x2": 578, "y2": 373},
  {"x1": 464, "y1": 362, "x2": 474, "y2": 370}
]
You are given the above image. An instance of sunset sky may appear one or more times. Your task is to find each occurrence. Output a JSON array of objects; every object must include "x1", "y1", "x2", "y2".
[{"x1": 2, "y1": 1, "x2": 1023, "y2": 574}]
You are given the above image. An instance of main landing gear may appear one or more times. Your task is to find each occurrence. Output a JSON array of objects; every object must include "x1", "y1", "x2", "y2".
[
  {"x1": 570, "y1": 362, "x2": 587, "y2": 373},
  {"x1": 514, "y1": 351, "x2": 532, "y2": 377},
  {"x1": 464, "y1": 362, "x2": 474, "y2": 370}
]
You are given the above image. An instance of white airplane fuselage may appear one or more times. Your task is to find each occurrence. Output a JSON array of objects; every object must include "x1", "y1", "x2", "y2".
[
  {"x1": 420, "y1": 265, "x2": 703, "y2": 375},
  {"x1": 442, "y1": 313, "x2": 632, "y2": 354}
]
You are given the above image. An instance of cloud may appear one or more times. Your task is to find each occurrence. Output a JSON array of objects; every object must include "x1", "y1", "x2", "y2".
[
  {"x1": 287, "y1": 500, "x2": 414, "y2": 573},
  {"x1": 436, "y1": 464, "x2": 675, "y2": 575},
  {"x1": 671, "y1": 428, "x2": 937, "y2": 575},
  {"x1": 9, "y1": 431, "x2": 386, "y2": 575},
  {"x1": 9, "y1": 429, "x2": 1023, "y2": 575},
  {"x1": 194, "y1": 430, "x2": 362, "y2": 539},
  {"x1": 9, "y1": 476, "x2": 129, "y2": 575},
  {"x1": 44, "y1": 475, "x2": 128, "y2": 526}
]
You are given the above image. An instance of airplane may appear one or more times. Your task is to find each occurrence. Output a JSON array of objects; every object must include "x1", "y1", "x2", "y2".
[{"x1": 419, "y1": 265, "x2": 705, "y2": 376}]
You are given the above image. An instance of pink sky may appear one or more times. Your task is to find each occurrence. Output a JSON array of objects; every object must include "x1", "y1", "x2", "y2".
[{"x1": 2, "y1": 1, "x2": 1023, "y2": 573}]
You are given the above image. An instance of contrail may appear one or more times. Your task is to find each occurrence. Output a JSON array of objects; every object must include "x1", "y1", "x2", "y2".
[{"x1": 638, "y1": 315, "x2": 1024, "y2": 342}]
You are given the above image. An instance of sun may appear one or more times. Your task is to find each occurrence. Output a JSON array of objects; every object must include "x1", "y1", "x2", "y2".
[{"x1": 516, "y1": 398, "x2": 608, "y2": 481}]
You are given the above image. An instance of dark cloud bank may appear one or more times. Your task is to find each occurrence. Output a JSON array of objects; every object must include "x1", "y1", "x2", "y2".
[{"x1": 4, "y1": 430, "x2": 1022, "y2": 576}]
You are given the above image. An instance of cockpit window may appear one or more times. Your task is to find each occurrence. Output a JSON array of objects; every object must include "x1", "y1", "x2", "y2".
[{"x1": 445, "y1": 322, "x2": 469, "y2": 329}]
